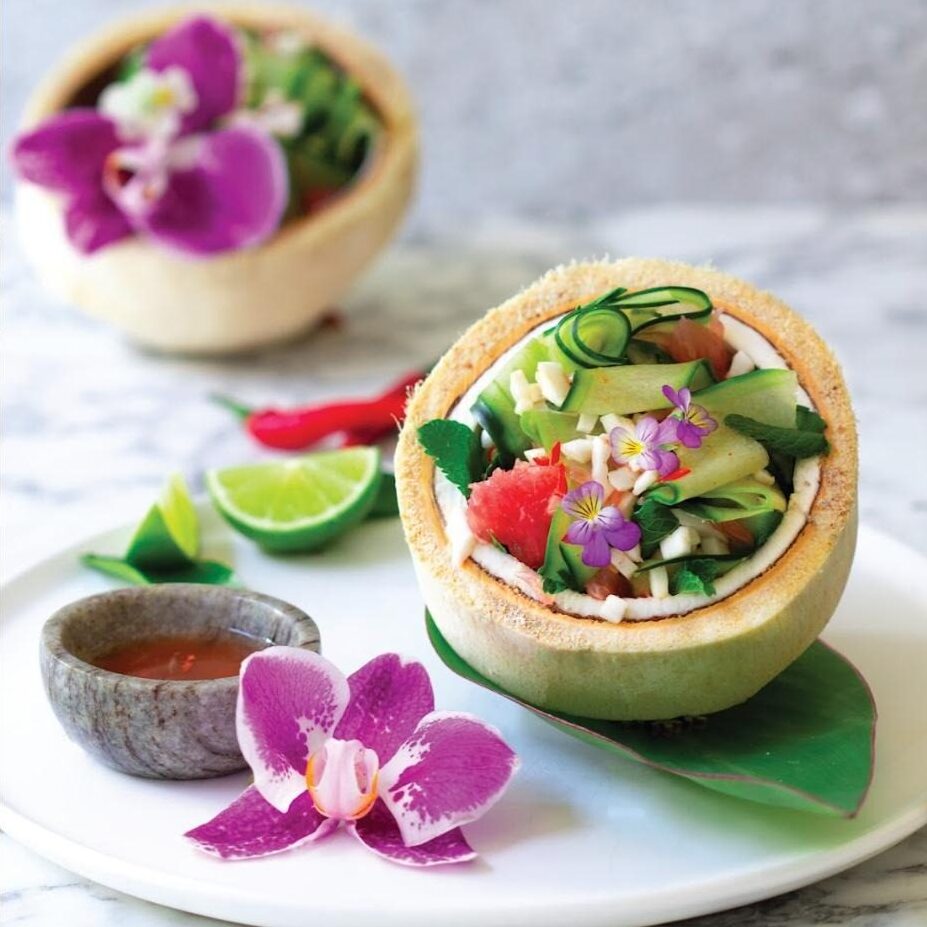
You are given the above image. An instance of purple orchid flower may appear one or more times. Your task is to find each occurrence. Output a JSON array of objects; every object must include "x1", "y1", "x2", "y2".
[
  {"x1": 609, "y1": 416, "x2": 680, "y2": 476},
  {"x1": 662, "y1": 385, "x2": 718, "y2": 449},
  {"x1": 561, "y1": 481, "x2": 642, "y2": 568},
  {"x1": 11, "y1": 16, "x2": 287, "y2": 256},
  {"x1": 185, "y1": 649, "x2": 519, "y2": 867}
]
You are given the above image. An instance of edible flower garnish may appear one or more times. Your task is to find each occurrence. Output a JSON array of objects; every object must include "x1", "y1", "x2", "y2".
[
  {"x1": 609, "y1": 416, "x2": 680, "y2": 476},
  {"x1": 186, "y1": 649, "x2": 519, "y2": 866},
  {"x1": 662, "y1": 385, "x2": 717, "y2": 449},
  {"x1": 561, "y1": 481, "x2": 641, "y2": 567},
  {"x1": 12, "y1": 16, "x2": 286, "y2": 255}
]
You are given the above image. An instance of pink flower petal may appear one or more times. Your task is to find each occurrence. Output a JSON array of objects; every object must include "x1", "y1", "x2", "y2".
[
  {"x1": 137, "y1": 127, "x2": 288, "y2": 255},
  {"x1": 64, "y1": 190, "x2": 133, "y2": 254},
  {"x1": 379, "y1": 711, "x2": 519, "y2": 847},
  {"x1": 237, "y1": 647, "x2": 350, "y2": 813},
  {"x1": 12, "y1": 110, "x2": 119, "y2": 194},
  {"x1": 185, "y1": 785, "x2": 336, "y2": 860},
  {"x1": 147, "y1": 15, "x2": 241, "y2": 133},
  {"x1": 351, "y1": 800, "x2": 476, "y2": 867},
  {"x1": 334, "y1": 654, "x2": 435, "y2": 764}
]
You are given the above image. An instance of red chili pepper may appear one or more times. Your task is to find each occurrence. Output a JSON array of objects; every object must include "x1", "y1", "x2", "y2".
[{"x1": 213, "y1": 369, "x2": 426, "y2": 451}]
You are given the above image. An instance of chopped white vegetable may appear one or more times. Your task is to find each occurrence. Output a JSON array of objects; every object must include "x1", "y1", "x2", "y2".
[
  {"x1": 700, "y1": 535, "x2": 730, "y2": 556},
  {"x1": 561, "y1": 438, "x2": 594, "y2": 463},
  {"x1": 632, "y1": 470, "x2": 658, "y2": 495},
  {"x1": 535, "y1": 361, "x2": 571, "y2": 407},
  {"x1": 727, "y1": 350, "x2": 756, "y2": 379},
  {"x1": 600, "y1": 595, "x2": 627, "y2": 623},
  {"x1": 649, "y1": 566, "x2": 670, "y2": 599},
  {"x1": 510, "y1": 370, "x2": 544, "y2": 414},
  {"x1": 610, "y1": 549, "x2": 638, "y2": 579},
  {"x1": 577, "y1": 413, "x2": 598, "y2": 433},
  {"x1": 591, "y1": 435, "x2": 611, "y2": 490},
  {"x1": 608, "y1": 467, "x2": 636, "y2": 491},
  {"x1": 660, "y1": 525, "x2": 700, "y2": 560},
  {"x1": 626, "y1": 543, "x2": 642, "y2": 563},
  {"x1": 524, "y1": 447, "x2": 548, "y2": 462},
  {"x1": 601, "y1": 413, "x2": 635, "y2": 435}
]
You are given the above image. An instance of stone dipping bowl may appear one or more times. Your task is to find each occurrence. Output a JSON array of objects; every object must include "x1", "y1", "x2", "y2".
[{"x1": 39, "y1": 584, "x2": 320, "y2": 779}]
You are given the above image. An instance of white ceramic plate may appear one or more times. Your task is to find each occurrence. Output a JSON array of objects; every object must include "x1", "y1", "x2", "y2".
[{"x1": 1, "y1": 513, "x2": 925, "y2": 927}]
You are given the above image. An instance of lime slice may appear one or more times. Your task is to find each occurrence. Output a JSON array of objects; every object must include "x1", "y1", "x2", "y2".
[
  {"x1": 125, "y1": 473, "x2": 199, "y2": 568},
  {"x1": 206, "y1": 448, "x2": 382, "y2": 552}
]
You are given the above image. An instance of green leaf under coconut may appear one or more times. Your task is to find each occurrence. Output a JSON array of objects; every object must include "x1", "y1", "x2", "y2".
[
  {"x1": 82, "y1": 554, "x2": 239, "y2": 587},
  {"x1": 426, "y1": 612, "x2": 875, "y2": 817}
]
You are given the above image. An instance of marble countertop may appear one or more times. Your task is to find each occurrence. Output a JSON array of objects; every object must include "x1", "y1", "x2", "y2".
[{"x1": 1, "y1": 205, "x2": 925, "y2": 926}]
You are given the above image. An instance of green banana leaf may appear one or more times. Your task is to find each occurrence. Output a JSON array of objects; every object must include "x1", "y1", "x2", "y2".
[{"x1": 426, "y1": 613, "x2": 875, "y2": 817}]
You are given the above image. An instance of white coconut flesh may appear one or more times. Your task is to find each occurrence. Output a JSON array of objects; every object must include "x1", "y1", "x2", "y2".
[{"x1": 434, "y1": 312, "x2": 822, "y2": 622}]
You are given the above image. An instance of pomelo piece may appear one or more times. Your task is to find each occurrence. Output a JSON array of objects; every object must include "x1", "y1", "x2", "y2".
[
  {"x1": 466, "y1": 463, "x2": 562, "y2": 570},
  {"x1": 396, "y1": 258, "x2": 857, "y2": 720}
]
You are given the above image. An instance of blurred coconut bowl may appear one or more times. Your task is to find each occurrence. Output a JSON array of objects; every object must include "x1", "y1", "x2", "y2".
[{"x1": 15, "y1": 4, "x2": 418, "y2": 355}]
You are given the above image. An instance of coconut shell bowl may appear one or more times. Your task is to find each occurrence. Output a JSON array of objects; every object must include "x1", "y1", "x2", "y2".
[{"x1": 14, "y1": 5, "x2": 418, "y2": 354}]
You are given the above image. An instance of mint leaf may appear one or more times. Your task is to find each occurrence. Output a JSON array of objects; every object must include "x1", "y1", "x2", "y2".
[
  {"x1": 541, "y1": 570, "x2": 572, "y2": 595},
  {"x1": 633, "y1": 499, "x2": 679, "y2": 558},
  {"x1": 671, "y1": 559, "x2": 723, "y2": 596},
  {"x1": 725, "y1": 414, "x2": 829, "y2": 459},
  {"x1": 796, "y1": 406, "x2": 827, "y2": 433},
  {"x1": 418, "y1": 419, "x2": 481, "y2": 497}
]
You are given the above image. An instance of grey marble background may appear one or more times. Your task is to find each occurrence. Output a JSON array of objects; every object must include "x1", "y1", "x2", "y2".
[{"x1": 3, "y1": 0, "x2": 927, "y2": 226}]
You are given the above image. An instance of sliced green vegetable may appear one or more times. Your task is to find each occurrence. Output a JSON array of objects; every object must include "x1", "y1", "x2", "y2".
[
  {"x1": 417, "y1": 420, "x2": 481, "y2": 497},
  {"x1": 520, "y1": 409, "x2": 584, "y2": 450},
  {"x1": 625, "y1": 339, "x2": 673, "y2": 365},
  {"x1": 538, "y1": 510, "x2": 577, "y2": 594},
  {"x1": 427, "y1": 613, "x2": 876, "y2": 818},
  {"x1": 635, "y1": 552, "x2": 744, "y2": 575},
  {"x1": 742, "y1": 510, "x2": 784, "y2": 547},
  {"x1": 633, "y1": 499, "x2": 680, "y2": 558},
  {"x1": 725, "y1": 414, "x2": 830, "y2": 459},
  {"x1": 560, "y1": 360, "x2": 714, "y2": 415},
  {"x1": 555, "y1": 303, "x2": 631, "y2": 368},
  {"x1": 614, "y1": 286, "x2": 713, "y2": 333},
  {"x1": 647, "y1": 426, "x2": 769, "y2": 505},
  {"x1": 677, "y1": 477, "x2": 786, "y2": 523},
  {"x1": 694, "y1": 369, "x2": 797, "y2": 429}
]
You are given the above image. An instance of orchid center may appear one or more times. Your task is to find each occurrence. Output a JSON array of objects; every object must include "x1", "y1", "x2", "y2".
[
  {"x1": 305, "y1": 738, "x2": 379, "y2": 822},
  {"x1": 99, "y1": 66, "x2": 198, "y2": 141}
]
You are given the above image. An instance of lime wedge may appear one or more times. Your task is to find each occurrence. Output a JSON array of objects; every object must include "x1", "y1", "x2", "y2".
[
  {"x1": 125, "y1": 473, "x2": 199, "y2": 568},
  {"x1": 206, "y1": 448, "x2": 382, "y2": 552}
]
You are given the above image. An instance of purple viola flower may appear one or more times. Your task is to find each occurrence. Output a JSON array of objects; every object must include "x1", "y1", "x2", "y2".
[
  {"x1": 11, "y1": 15, "x2": 287, "y2": 256},
  {"x1": 609, "y1": 416, "x2": 680, "y2": 476},
  {"x1": 185, "y1": 649, "x2": 519, "y2": 867},
  {"x1": 662, "y1": 385, "x2": 718, "y2": 449},
  {"x1": 561, "y1": 481, "x2": 642, "y2": 568}
]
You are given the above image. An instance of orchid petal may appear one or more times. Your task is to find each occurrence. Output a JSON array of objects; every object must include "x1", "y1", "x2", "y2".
[
  {"x1": 64, "y1": 190, "x2": 133, "y2": 254},
  {"x1": 185, "y1": 786, "x2": 336, "y2": 860},
  {"x1": 335, "y1": 654, "x2": 434, "y2": 765},
  {"x1": 12, "y1": 110, "x2": 119, "y2": 194},
  {"x1": 137, "y1": 127, "x2": 287, "y2": 255},
  {"x1": 581, "y1": 531, "x2": 612, "y2": 567},
  {"x1": 379, "y1": 711, "x2": 519, "y2": 847},
  {"x1": 636, "y1": 416, "x2": 661, "y2": 443},
  {"x1": 147, "y1": 15, "x2": 241, "y2": 132},
  {"x1": 661, "y1": 384, "x2": 681, "y2": 408},
  {"x1": 237, "y1": 647, "x2": 350, "y2": 813},
  {"x1": 602, "y1": 514, "x2": 642, "y2": 552},
  {"x1": 351, "y1": 800, "x2": 476, "y2": 867}
]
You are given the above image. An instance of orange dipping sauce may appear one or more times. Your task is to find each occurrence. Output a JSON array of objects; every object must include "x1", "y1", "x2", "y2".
[{"x1": 92, "y1": 630, "x2": 269, "y2": 680}]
